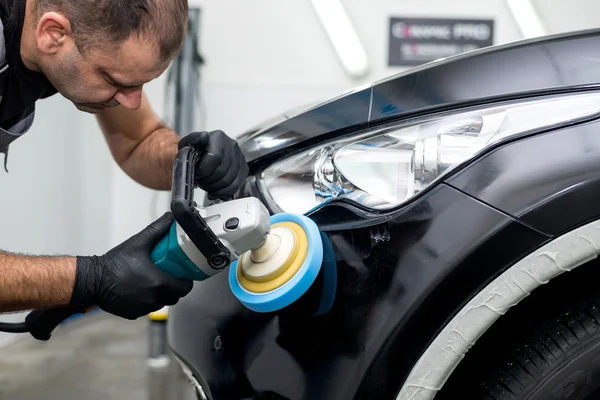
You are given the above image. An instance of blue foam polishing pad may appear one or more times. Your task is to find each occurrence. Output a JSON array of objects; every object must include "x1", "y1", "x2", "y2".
[{"x1": 228, "y1": 213, "x2": 324, "y2": 313}]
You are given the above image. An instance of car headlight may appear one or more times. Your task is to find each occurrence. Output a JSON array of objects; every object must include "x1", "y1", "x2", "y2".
[{"x1": 256, "y1": 91, "x2": 600, "y2": 214}]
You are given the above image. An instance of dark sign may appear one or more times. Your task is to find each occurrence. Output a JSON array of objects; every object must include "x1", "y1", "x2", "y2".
[{"x1": 388, "y1": 17, "x2": 494, "y2": 66}]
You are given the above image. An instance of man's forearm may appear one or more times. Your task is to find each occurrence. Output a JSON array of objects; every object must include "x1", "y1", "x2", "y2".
[
  {"x1": 120, "y1": 126, "x2": 180, "y2": 190},
  {"x1": 0, "y1": 251, "x2": 76, "y2": 312}
]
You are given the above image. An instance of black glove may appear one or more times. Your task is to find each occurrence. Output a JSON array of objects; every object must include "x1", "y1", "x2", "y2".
[
  {"x1": 178, "y1": 130, "x2": 249, "y2": 199},
  {"x1": 69, "y1": 212, "x2": 193, "y2": 320}
]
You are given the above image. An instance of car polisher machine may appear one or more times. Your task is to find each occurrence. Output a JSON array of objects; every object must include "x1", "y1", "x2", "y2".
[{"x1": 0, "y1": 146, "x2": 329, "y2": 341}]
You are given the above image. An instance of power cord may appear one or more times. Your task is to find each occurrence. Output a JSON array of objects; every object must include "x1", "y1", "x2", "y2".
[{"x1": 0, "y1": 321, "x2": 27, "y2": 333}]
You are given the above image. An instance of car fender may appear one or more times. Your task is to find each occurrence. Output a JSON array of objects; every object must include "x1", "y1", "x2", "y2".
[
  {"x1": 168, "y1": 182, "x2": 550, "y2": 400},
  {"x1": 393, "y1": 117, "x2": 600, "y2": 398},
  {"x1": 445, "y1": 117, "x2": 600, "y2": 237}
]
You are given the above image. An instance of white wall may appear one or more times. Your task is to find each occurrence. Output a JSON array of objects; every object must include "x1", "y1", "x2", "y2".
[
  {"x1": 189, "y1": 0, "x2": 523, "y2": 132},
  {"x1": 533, "y1": 0, "x2": 600, "y2": 34},
  {"x1": 4, "y1": 0, "x2": 584, "y2": 346}
]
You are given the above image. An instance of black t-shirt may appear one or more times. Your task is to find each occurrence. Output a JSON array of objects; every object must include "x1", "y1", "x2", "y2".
[{"x1": 0, "y1": 0, "x2": 58, "y2": 130}]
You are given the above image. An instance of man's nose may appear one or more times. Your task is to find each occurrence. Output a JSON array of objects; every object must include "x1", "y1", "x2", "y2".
[{"x1": 113, "y1": 88, "x2": 143, "y2": 110}]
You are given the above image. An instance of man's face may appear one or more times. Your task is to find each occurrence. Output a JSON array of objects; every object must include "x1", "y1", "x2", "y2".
[{"x1": 40, "y1": 35, "x2": 171, "y2": 114}]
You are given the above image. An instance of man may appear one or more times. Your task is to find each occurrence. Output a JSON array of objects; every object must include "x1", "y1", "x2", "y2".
[{"x1": 0, "y1": 0, "x2": 248, "y2": 320}]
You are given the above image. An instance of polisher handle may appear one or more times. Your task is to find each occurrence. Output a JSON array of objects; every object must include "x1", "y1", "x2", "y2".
[
  {"x1": 24, "y1": 305, "x2": 95, "y2": 341},
  {"x1": 171, "y1": 146, "x2": 231, "y2": 270}
]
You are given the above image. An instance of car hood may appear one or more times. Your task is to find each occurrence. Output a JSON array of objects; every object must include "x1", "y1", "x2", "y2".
[{"x1": 237, "y1": 28, "x2": 600, "y2": 163}]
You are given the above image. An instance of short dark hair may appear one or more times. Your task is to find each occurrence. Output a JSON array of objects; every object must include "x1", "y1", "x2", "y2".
[{"x1": 33, "y1": 0, "x2": 188, "y2": 61}]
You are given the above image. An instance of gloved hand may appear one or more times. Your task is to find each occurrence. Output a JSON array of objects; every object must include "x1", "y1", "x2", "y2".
[
  {"x1": 69, "y1": 212, "x2": 193, "y2": 320},
  {"x1": 178, "y1": 130, "x2": 249, "y2": 199}
]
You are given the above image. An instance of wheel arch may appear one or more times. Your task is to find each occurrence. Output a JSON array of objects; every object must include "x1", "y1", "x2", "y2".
[{"x1": 394, "y1": 217, "x2": 600, "y2": 400}]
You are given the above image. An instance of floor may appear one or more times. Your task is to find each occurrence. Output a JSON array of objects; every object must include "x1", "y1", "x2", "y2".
[{"x1": 0, "y1": 311, "x2": 197, "y2": 400}]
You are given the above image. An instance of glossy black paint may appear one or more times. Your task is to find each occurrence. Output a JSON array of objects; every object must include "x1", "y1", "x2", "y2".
[
  {"x1": 238, "y1": 29, "x2": 600, "y2": 164},
  {"x1": 168, "y1": 184, "x2": 549, "y2": 399},
  {"x1": 446, "y1": 116, "x2": 600, "y2": 236},
  {"x1": 369, "y1": 32, "x2": 600, "y2": 123}
]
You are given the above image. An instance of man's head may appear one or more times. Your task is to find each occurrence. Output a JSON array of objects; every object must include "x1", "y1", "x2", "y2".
[{"x1": 22, "y1": 0, "x2": 188, "y2": 113}]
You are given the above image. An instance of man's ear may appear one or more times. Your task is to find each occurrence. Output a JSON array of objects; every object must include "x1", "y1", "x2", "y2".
[{"x1": 35, "y1": 11, "x2": 74, "y2": 54}]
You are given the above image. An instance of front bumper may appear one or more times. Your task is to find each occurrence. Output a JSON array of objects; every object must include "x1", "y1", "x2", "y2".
[{"x1": 167, "y1": 180, "x2": 550, "y2": 400}]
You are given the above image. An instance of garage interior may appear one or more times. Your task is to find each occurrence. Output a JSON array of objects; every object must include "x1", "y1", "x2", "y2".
[{"x1": 1, "y1": 0, "x2": 599, "y2": 399}]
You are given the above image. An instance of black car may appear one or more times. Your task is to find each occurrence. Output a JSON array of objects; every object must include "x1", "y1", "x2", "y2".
[{"x1": 168, "y1": 28, "x2": 600, "y2": 400}]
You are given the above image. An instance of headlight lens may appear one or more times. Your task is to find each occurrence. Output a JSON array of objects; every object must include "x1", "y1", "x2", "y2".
[{"x1": 257, "y1": 92, "x2": 600, "y2": 214}]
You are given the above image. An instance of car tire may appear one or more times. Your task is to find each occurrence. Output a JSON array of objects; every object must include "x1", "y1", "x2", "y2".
[{"x1": 471, "y1": 294, "x2": 600, "y2": 400}]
